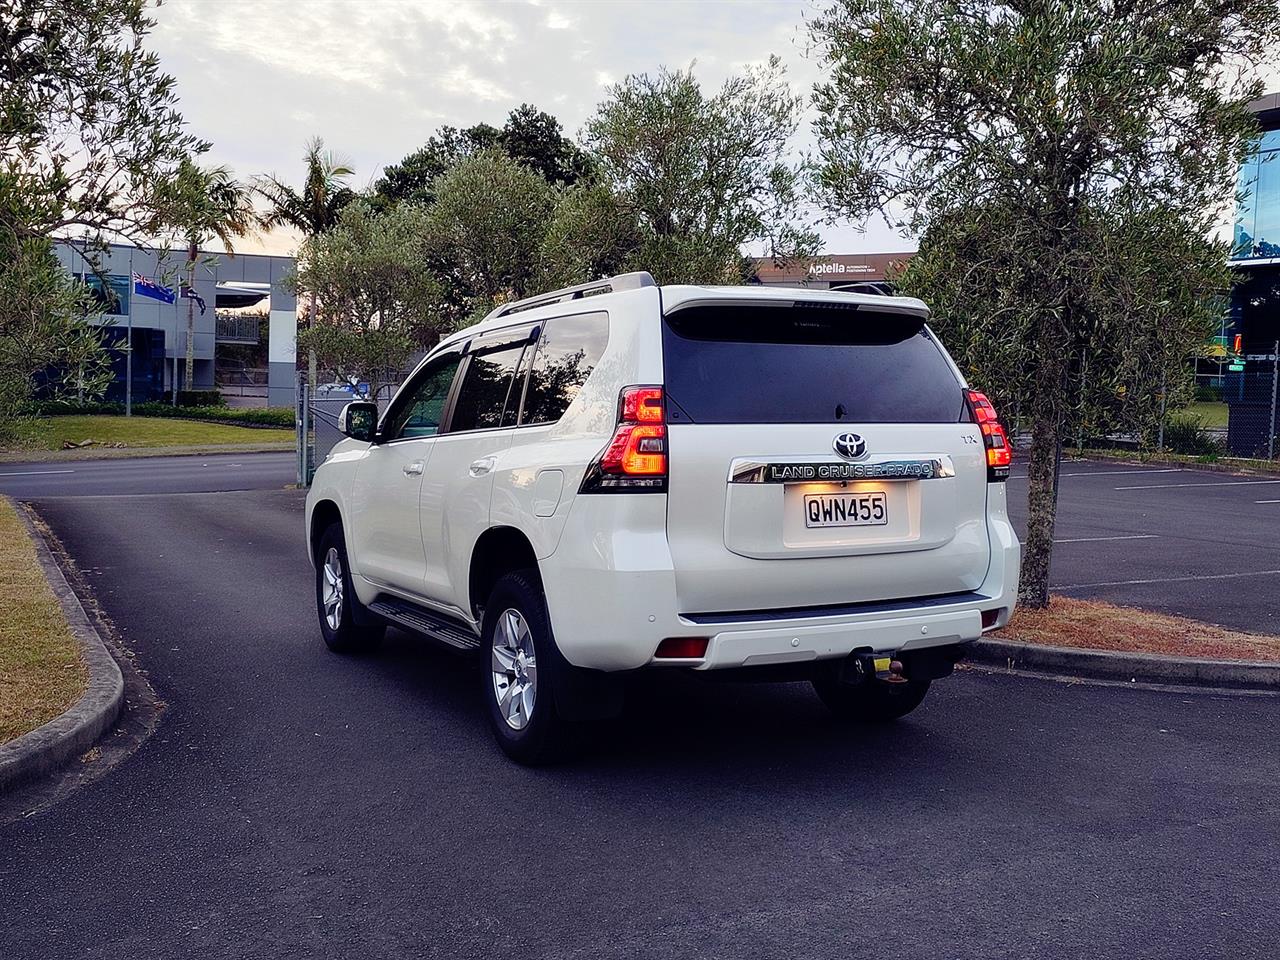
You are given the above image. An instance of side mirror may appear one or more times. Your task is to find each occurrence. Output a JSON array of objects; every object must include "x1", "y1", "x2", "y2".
[{"x1": 338, "y1": 401, "x2": 378, "y2": 442}]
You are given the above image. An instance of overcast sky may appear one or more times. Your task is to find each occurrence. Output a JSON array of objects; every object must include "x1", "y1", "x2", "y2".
[{"x1": 148, "y1": 0, "x2": 906, "y2": 257}]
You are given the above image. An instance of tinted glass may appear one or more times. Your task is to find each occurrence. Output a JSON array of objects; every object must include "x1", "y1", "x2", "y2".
[
  {"x1": 522, "y1": 312, "x2": 610, "y2": 425},
  {"x1": 386, "y1": 352, "x2": 461, "y2": 440},
  {"x1": 449, "y1": 341, "x2": 527, "y2": 432},
  {"x1": 661, "y1": 303, "x2": 965, "y2": 424}
]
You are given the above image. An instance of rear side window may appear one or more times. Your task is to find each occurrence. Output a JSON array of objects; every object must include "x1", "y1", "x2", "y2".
[
  {"x1": 661, "y1": 303, "x2": 965, "y2": 424},
  {"x1": 521, "y1": 312, "x2": 609, "y2": 425},
  {"x1": 449, "y1": 340, "x2": 528, "y2": 432}
]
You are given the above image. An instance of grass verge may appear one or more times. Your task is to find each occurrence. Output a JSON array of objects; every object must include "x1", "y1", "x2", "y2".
[
  {"x1": 994, "y1": 596, "x2": 1280, "y2": 662},
  {"x1": 6, "y1": 415, "x2": 293, "y2": 453},
  {"x1": 0, "y1": 499, "x2": 87, "y2": 744}
]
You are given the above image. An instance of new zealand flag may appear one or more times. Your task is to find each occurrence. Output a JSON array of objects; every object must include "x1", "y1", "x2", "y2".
[{"x1": 132, "y1": 272, "x2": 176, "y2": 304}]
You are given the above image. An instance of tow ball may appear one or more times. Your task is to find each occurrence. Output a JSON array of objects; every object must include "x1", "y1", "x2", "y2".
[{"x1": 851, "y1": 653, "x2": 909, "y2": 685}]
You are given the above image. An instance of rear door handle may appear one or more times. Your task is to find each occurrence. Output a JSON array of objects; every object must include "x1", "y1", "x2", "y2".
[
  {"x1": 469, "y1": 456, "x2": 496, "y2": 477},
  {"x1": 403, "y1": 460, "x2": 425, "y2": 477}
]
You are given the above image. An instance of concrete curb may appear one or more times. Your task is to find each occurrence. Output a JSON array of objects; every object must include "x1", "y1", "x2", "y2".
[
  {"x1": 0, "y1": 442, "x2": 292, "y2": 464},
  {"x1": 0, "y1": 504, "x2": 125, "y2": 794},
  {"x1": 969, "y1": 637, "x2": 1280, "y2": 691}
]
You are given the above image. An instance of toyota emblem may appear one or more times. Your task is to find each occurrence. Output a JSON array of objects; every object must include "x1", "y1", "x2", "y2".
[{"x1": 832, "y1": 432, "x2": 867, "y2": 460}]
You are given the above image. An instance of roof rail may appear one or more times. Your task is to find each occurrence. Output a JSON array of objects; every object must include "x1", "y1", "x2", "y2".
[
  {"x1": 486, "y1": 271, "x2": 656, "y2": 320},
  {"x1": 830, "y1": 280, "x2": 896, "y2": 297}
]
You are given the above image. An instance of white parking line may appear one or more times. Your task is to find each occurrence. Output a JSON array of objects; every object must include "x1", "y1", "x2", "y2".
[
  {"x1": 0, "y1": 469, "x2": 75, "y2": 477},
  {"x1": 1007, "y1": 468, "x2": 1182, "y2": 479},
  {"x1": 1058, "y1": 569, "x2": 1280, "y2": 589},
  {"x1": 1258, "y1": 499, "x2": 1280, "y2": 504},
  {"x1": 1053, "y1": 534, "x2": 1159, "y2": 543},
  {"x1": 1115, "y1": 479, "x2": 1280, "y2": 490}
]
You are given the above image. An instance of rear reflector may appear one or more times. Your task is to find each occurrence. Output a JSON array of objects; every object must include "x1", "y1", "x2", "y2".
[
  {"x1": 966, "y1": 390, "x2": 1012, "y2": 481},
  {"x1": 981, "y1": 609, "x2": 1001, "y2": 630},
  {"x1": 654, "y1": 637, "x2": 709, "y2": 659}
]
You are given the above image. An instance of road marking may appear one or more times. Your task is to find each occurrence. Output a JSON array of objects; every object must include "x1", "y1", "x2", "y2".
[
  {"x1": 1058, "y1": 569, "x2": 1280, "y2": 590},
  {"x1": 1115, "y1": 479, "x2": 1280, "y2": 490},
  {"x1": 1053, "y1": 534, "x2": 1159, "y2": 543},
  {"x1": 0, "y1": 469, "x2": 75, "y2": 477},
  {"x1": 1258, "y1": 499, "x2": 1280, "y2": 504},
  {"x1": 1008, "y1": 468, "x2": 1182, "y2": 479}
]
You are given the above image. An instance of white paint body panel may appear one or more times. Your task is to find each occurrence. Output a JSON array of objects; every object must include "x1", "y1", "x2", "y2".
[{"x1": 305, "y1": 282, "x2": 1020, "y2": 672}]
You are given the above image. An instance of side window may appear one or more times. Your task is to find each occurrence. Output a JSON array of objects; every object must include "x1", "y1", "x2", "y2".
[
  {"x1": 521, "y1": 312, "x2": 610, "y2": 425},
  {"x1": 449, "y1": 340, "x2": 528, "y2": 433},
  {"x1": 385, "y1": 352, "x2": 462, "y2": 440}
]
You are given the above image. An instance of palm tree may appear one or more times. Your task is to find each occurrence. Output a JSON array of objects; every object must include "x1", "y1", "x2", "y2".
[
  {"x1": 168, "y1": 158, "x2": 255, "y2": 391},
  {"x1": 254, "y1": 138, "x2": 356, "y2": 391}
]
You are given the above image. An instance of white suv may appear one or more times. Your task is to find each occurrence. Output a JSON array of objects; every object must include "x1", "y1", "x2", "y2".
[{"x1": 305, "y1": 272, "x2": 1019, "y2": 762}]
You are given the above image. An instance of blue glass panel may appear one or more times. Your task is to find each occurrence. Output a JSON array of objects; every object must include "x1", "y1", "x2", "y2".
[
  {"x1": 1250, "y1": 151, "x2": 1280, "y2": 258},
  {"x1": 80, "y1": 273, "x2": 131, "y2": 316},
  {"x1": 1232, "y1": 152, "x2": 1260, "y2": 259}
]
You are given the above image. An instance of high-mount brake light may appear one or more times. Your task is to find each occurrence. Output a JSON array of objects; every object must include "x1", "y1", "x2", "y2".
[
  {"x1": 966, "y1": 390, "x2": 1012, "y2": 481},
  {"x1": 579, "y1": 385, "x2": 668, "y2": 493}
]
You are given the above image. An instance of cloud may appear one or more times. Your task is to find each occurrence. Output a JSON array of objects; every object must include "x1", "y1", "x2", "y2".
[{"x1": 149, "y1": 0, "x2": 909, "y2": 255}]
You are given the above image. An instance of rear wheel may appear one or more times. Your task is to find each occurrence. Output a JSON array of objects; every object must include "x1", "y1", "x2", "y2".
[
  {"x1": 812, "y1": 672, "x2": 931, "y2": 722},
  {"x1": 315, "y1": 523, "x2": 384, "y2": 654},
  {"x1": 482, "y1": 569, "x2": 575, "y2": 765}
]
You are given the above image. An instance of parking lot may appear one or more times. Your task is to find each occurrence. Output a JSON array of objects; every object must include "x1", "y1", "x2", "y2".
[{"x1": 1004, "y1": 459, "x2": 1280, "y2": 633}]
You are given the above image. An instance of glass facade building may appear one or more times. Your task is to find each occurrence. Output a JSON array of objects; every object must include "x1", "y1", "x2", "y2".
[{"x1": 1232, "y1": 129, "x2": 1280, "y2": 261}]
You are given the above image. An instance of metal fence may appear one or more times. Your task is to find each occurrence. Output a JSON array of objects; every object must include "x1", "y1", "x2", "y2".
[
  {"x1": 296, "y1": 374, "x2": 398, "y2": 485},
  {"x1": 1221, "y1": 345, "x2": 1280, "y2": 460}
]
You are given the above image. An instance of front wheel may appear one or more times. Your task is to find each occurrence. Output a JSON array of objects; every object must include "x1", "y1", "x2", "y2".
[
  {"x1": 315, "y1": 523, "x2": 384, "y2": 654},
  {"x1": 482, "y1": 569, "x2": 575, "y2": 765},
  {"x1": 811, "y1": 672, "x2": 931, "y2": 722}
]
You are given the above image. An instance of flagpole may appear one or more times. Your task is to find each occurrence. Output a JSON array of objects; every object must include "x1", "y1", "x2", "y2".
[{"x1": 125, "y1": 249, "x2": 133, "y2": 417}]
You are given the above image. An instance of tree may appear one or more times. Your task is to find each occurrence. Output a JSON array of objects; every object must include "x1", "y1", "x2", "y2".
[
  {"x1": 291, "y1": 201, "x2": 445, "y2": 399},
  {"x1": 0, "y1": 0, "x2": 202, "y2": 423},
  {"x1": 160, "y1": 158, "x2": 254, "y2": 389},
  {"x1": 581, "y1": 58, "x2": 819, "y2": 284},
  {"x1": 255, "y1": 137, "x2": 357, "y2": 389},
  {"x1": 810, "y1": 0, "x2": 1279, "y2": 607},
  {"x1": 420, "y1": 149, "x2": 558, "y2": 322},
  {"x1": 0, "y1": 234, "x2": 111, "y2": 440},
  {"x1": 0, "y1": 0, "x2": 206, "y2": 245},
  {"x1": 374, "y1": 105, "x2": 590, "y2": 208}
]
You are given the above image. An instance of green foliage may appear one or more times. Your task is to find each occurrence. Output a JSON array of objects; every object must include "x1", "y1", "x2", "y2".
[
  {"x1": 176, "y1": 390, "x2": 225, "y2": 407},
  {"x1": 582, "y1": 58, "x2": 819, "y2": 284},
  {"x1": 0, "y1": 0, "x2": 206, "y2": 243},
  {"x1": 374, "y1": 104, "x2": 591, "y2": 208},
  {"x1": 1161, "y1": 414, "x2": 1224, "y2": 457},
  {"x1": 810, "y1": 0, "x2": 1280, "y2": 605},
  {"x1": 422, "y1": 150, "x2": 558, "y2": 319},
  {"x1": 36, "y1": 399, "x2": 294, "y2": 428},
  {"x1": 0, "y1": 235, "x2": 111, "y2": 443},
  {"x1": 255, "y1": 137, "x2": 356, "y2": 237},
  {"x1": 293, "y1": 201, "x2": 446, "y2": 396}
]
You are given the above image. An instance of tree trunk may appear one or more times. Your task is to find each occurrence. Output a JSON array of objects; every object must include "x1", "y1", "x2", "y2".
[
  {"x1": 184, "y1": 245, "x2": 197, "y2": 392},
  {"x1": 1018, "y1": 410, "x2": 1062, "y2": 608}
]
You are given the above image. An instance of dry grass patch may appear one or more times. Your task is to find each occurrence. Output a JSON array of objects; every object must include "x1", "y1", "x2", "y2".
[
  {"x1": 0, "y1": 499, "x2": 87, "y2": 744},
  {"x1": 995, "y1": 596, "x2": 1280, "y2": 662}
]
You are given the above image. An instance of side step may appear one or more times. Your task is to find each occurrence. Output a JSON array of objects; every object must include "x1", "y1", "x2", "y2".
[{"x1": 369, "y1": 597, "x2": 481, "y2": 653}]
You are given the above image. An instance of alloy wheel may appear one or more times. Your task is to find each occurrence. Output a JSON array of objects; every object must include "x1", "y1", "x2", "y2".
[
  {"x1": 322, "y1": 546, "x2": 344, "y2": 630},
  {"x1": 491, "y1": 608, "x2": 537, "y2": 730}
]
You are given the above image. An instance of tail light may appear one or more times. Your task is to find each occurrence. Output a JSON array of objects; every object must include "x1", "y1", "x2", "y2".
[
  {"x1": 966, "y1": 390, "x2": 1012, "y2": 481},
  {"x1": 579, "y1": 385, "x2": 668, "y2": 493}
]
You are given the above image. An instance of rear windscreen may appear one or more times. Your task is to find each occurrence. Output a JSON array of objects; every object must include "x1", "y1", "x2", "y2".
[{"x1": 661, "y1": 302, "x2": 966, "y2": 424}]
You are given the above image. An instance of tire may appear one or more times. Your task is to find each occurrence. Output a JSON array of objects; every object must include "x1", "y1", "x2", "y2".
[
  {"x1": 315, "y1": 522, "x2": 384, "y2": 654},
  {"x1": 481, "y1": 569, "x2": 575, "y2": 765},
  {"x1": 812, "y1": 671, "x2": 931, "y2": 722}
]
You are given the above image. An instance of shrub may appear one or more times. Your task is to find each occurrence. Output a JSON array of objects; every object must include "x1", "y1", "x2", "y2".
[
  {"x1": 176, "y1": 390, "x2": 225, "y2": 407},
  {"x1": 1160, "y1": 414, "x2": 1223, "y2": 456},
  {"x1": 33, "y1": 399, "x2": 294, "y2": 428}
]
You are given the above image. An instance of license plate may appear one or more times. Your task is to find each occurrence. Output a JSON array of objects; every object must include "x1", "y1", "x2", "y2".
[{"x1": 803, "y1": 491, "x2": 888, "y2": 528}]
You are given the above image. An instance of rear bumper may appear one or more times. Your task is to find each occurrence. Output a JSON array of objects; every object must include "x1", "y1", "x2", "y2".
[{"x1": 539, "y1": 493, "x2": 1019, "y2": 673}]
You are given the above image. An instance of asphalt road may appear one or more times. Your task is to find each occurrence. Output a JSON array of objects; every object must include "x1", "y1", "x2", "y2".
[
  {"x1": 0, "y1": 451, "x2": 294, "y2": 498},
  {"x1": 1, "y1": 463, "x2": 1278, "y2": 958}
]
